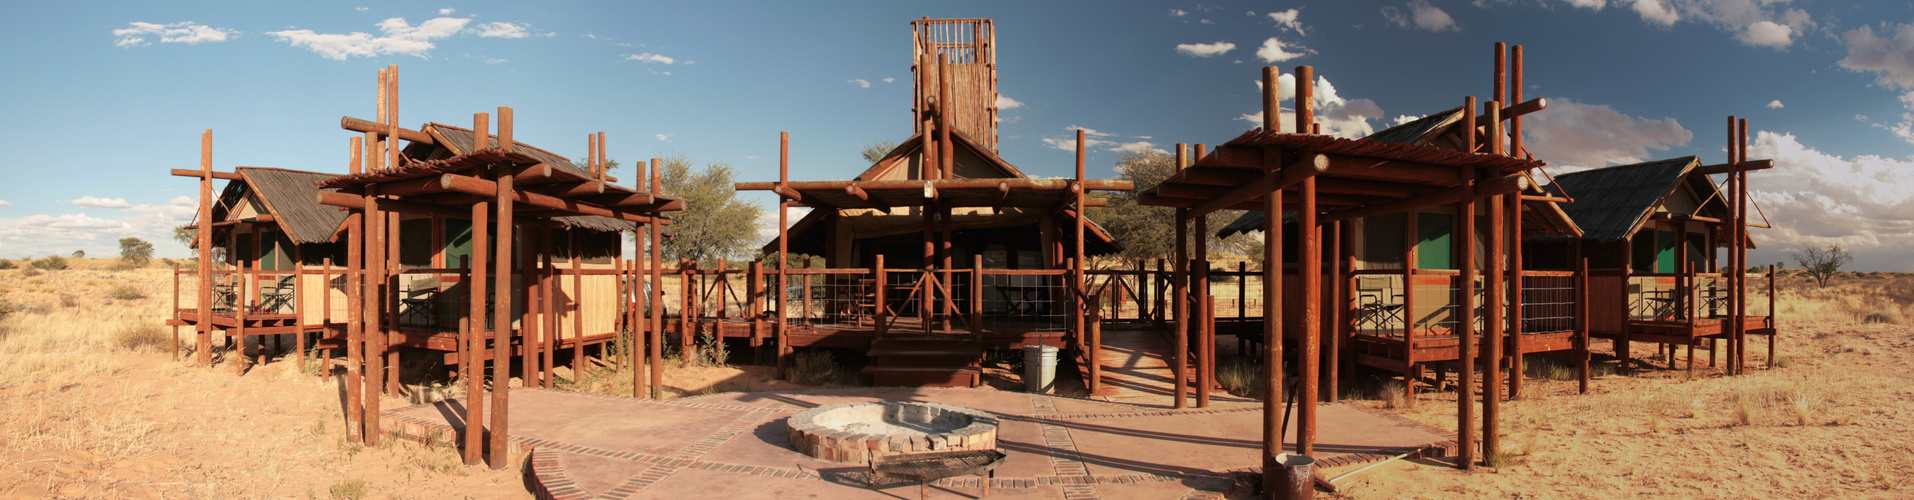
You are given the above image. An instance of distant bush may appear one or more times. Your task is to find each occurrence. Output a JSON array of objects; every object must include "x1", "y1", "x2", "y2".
[
  {"x1": 31, "y1": 255, "x2": 67, "y2": 271},
  {"x1": 115, "y1": 323, "x2": 169, "y2": 351},
  {"x1": 110, "y1": 285, "x2": 147, "y2": 301},
  {"x1": 0, "y1": 298, "x2": 14, "y2": 320},
  {"x1": 59, "y1": 294, "x2": 77, "y2": 308},
  {"x1": 18, "y1": 266, "x2": 40, "y2": 278},
  {"x1": 0, "y1": 259, "x2": 14, "y2": 270}
]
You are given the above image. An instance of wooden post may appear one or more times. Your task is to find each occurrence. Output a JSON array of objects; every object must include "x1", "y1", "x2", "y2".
[
  {"x1": 875, "y1": 254, "x2": 888, "y2": 337},
  {"x1": 1075, "y1": 129, "x2": 1087, "y2": 366},
  {"x1": 1137, "y1": 260, "x2": 1149, "y2": 322},
  {"x1": 523, "y1": 225, "x2": 540, "y2": 387},
  {"x1": 779, "y1": 133, "x2": 793, "y2": 375},
  {"x1": 750, "y1": 260, "x2": 764, "y2": 363},
  {"x1": 363, "y1": 186, "x2": 385, "y2": 447},
  {"x1": 1456, "y1": 96, "x2": 1478, "y2": 471},
  {"x1": 569, "y1": 232, "x2": 584, "y2": 379},
  {"x1": 1296, "y1": 65, "x2": 1320, "y2": 457},
  {"x1": 488, "y1": 106, "x2": 514, "y2": 470},
  {"x1": 649, "y1": 158, "x2": 665, "y2": 399},
  {"x1": 1510, "y1": 45, "x2": 1524, "y2": 159},
  {"x1": 1327, "y1": 221, "x2": 1341, "y2": 402},
  {"x1": 464, "y1": 202, "x2": 488, "y2": 464},
  {"x1": 972, "y1": 255, "x2": 984, "y2": 343},
  {"x1": 1172, "y1": 143, "x2": 1189, "y2": 409},
  {"x1": 1260, "y1": 148, "x2": 1286, "y2": 490},
  {"x1": 1195, "y1": 191, "x2": 1211, "y2": 408},
  {"x1": 1239, "y1": 261, "x2": 1249, "y2": 320},
  {"x1": 1578, "y1": 256, "x2": 1590, "y2": 394},
  {"x1": 1768, "y1": 265, "x2": 1776, "y2": 367},
  {"x1": 1736, "y1": 118, "x2": 1750, "y2": 374},
  {"x1": 1484, "y1": 190, "x2": 1505, "y2": 465},
  {"x1": 197, "y1": 131, "x2": 214, "y2": 367}
]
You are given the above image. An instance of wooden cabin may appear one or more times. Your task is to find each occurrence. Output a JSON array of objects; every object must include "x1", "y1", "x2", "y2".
[
  {"x1": 174, "y1": 129, "x2": 641, "y2": 370},
  {"x1": 1214, "y1": 106, "x2": 1590, "y2": 404},
  {"x1": 1539, "y1": 154, "x2": 1776, "y2": 376},
  {"x1": 738, "y1": 18, "x2": 1133, "y2": 386}
]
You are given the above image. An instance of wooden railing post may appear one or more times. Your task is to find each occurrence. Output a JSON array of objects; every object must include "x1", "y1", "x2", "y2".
[
  {"x1": 875, "y1": 255, "x2": 888, "y2": 337},
  {"x1": 971, "y1": 255, "x2": 984, "y2": 342}
]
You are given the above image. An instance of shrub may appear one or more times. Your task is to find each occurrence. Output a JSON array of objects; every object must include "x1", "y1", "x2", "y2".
[
  {"x1": 328, "y1": 478, "x2": 368, "y2": 500},
  {"x1": 0, "y1": 298, "x2": 13, "y2": 320},
  {"x1": 1863, "y1": 313, "x2": 1895, "y2": 324},
  {"x1": 19, "y1": 265, "x2": 40, "y2": 277},
  {"x1": 0, "y1": 259, "x2": 13, "y2": 270},
  {"x1": 31, "y1": 255, "x2": 67, "y2": 271},
  {"x1": 59, "y1": 294, "x2": 77, "y2": 308},
  {"x1": 116, "y1": 323, "x2": 169, "y2": 351},
  {"x1": 110, "y1": 285, "x2": 147, "y2": 301},
  {"x1": 787, "y1": 350, "x2": 842, "y2": 386}
]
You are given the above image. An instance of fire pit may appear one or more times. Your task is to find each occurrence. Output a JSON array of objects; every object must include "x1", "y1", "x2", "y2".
[{"x1": 786, "y1": 402, "x2": 999, "y2": 464}]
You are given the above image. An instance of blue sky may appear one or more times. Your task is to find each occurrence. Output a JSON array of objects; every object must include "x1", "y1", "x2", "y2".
[{"x1": 3, "y1": 1, "x2": 1912, "y2": 270}]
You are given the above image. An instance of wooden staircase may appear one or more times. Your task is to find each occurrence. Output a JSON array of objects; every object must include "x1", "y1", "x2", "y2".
[{"x1": 861, "y1": 336, "x2": 983, "y2": 387}]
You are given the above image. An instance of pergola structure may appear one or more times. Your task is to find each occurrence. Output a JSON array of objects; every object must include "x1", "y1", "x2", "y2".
[
  {"x1": 1137, "y1": 44, "x2": 1559, "y2": 476},
  {"x1": 307, "y1": 66, "x2": 681, "y2": 469}
]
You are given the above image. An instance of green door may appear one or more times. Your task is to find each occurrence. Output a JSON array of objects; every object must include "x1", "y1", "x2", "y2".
[{"x1": 1417, "y1": 212, "x2": 1453, "y2": 270}]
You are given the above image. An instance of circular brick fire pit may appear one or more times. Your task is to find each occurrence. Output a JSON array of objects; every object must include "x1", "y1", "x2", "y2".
[{"x1": 786, "y1": 402, "x2": 999, "y2": 464}]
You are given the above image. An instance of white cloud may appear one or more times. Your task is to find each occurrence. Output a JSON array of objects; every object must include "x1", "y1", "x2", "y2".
[
  {"x1": 472, "y1": 22, "x2": 530, "y2": 39},
  {"x1": 623, "y1": 52, "x2": 675, "y2": 64},
  {"x1": 1393, "y1": 114, "x2": 1425, "y2": 125},
  {"x1": 1629, "y1": 0, "x2": 1679, "y2": 26},
  {"x1": 1200, "y1": 19, "x2": 1215, "y2": 25},
  {"x1": 1737, "y1": 20, "x2": 1792, "y2": 48},
  {"x1": 1522, "y1": 98, "x2": 1692, "y2": 170},
  {"x1": 1170, "y1": 9, "x2": 1187, "y2": 17},
  {"x1": 882, "y1": 77, "x2": 895, "y2": 84},
  {"x1": 438, "y1": 8, "x2": 454, "y2": 15},
  {"x1": 1383, "y1": 0, "x2": 1459, "y2": 32},
  {"x1": 0, "y1": 200, "x2": 11, "y2": 206},
  {"x1": 486, "y1": 58, "x2": 507, "y2": 64},
  {"x1": 267, "y1": 16, "x2": 471, "y2": 60},
  {"x1": 113, "y1": 21, "x2": 238, "y2": 48},
  {"x1": 755, "y1": 206, "x2": 811, "y2": 241},
  {"x1": 1766, "y1": 100, "x2": 1784, "y2": 109},
  {"x1": 1176, "y1": 41, "x2": 1236, "y2": 57},
  {"x1": 1565, "y1": 0, "x2": 1608, "y2": 9},
  {"x1": 72, "y1": 196, "x2": 131, "y2": 209},
  {"x1": 356, "y1": 7, "x2": 368, "y2": 12},
  {"x1": 1745, "y1": 131, "x2": 1914, "y2": 252},
  {"x1": 996, "y1": 95, "x2": 1024, "y2": 110},
  {"x1": 847, "y1": 79, "x2": 870, "y2": 88},
  {"x1": 655, "y1": 133, "x2": 673, "y2": 142},
  {"x1": 1255, "y1": 37, "x2": 1312, "y2": 63},
  {"x1": 1856, "y1": 114, "x2": 1869, "y2": 121},
  {"x1": 1238, "y1": 74, "x2": 1383, "y2": 139},
  {"x1": 1268, "y1": 9, "x2": 1305, "y2": 35},
  {"x1": 1840, "y1": 23, "x2": 1914, "y2": 90},
  {"x1": 1108, "y1": 141, "x2": 1164, "y2": 154}
]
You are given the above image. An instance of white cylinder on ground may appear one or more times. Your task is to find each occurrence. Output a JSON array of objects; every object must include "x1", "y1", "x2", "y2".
[{"x1": 1023, "y1": 345, "x2": 1059, "y2": 393}]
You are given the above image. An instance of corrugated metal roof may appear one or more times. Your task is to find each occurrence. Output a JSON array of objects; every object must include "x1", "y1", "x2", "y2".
[
  {"x1": 1545, "y1": 156, "x2": 1698, "y2": 241},
  {"x1": 237, "y1": 167, "x2": 349, "y2": 244}
]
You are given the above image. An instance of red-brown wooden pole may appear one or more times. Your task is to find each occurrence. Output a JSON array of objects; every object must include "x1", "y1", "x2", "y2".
[
  {"x1": 1493, "y1": 42, "x2": 1506, "y2": 152},
  {"x1": 1578, "y1": 255, "x2": 1590, "y2": 394},
  {"x1": 346, "y1": 211, "x2": 365, "y2": 443},
  {"x1": 1456, "y1": 96, "x2": 1478, "y2": 471},
  {"x1": 1327, "y1": 221, "x2": 1341, "y2": 402},
  {"x1": 1725, "y1": 115, "x2": 1741, "y2": 376},
  {"x1": 779, "y1": 132, "x2": 793, "y2": 375},
  {"x1": 363, "y1": 185, "x2": 385, "y2": 447},
  {"x1": 1510, "y1": 45, "x2": 1525, "y2": 158},
  {"x1": 1173, "y1": 143, "x2": 1190, "y2": 409},
  {"x1": 544, "y1": 230, "x2": 558, "y2": 388},
  {"x1": 649, "y1": 158, "x2": 664, "y2": 399},
  {"x1": 1737, "y1": 118, "x2": 1750, "y2": 374},
  {"x1": 464, "y1": 199, "x2": 488, "y2": 465},
  {"x1": 570, "y1": 232, "x2": 584, "y2": 379},
  {"x1": 1260, "y1": 153, "x2": 1286, "y2": 493},
  {"x1": 1507, "y1": 185, "x2": 1526, "y2": 398},
  {"x1": 1296, "y1": 65, "x2": 1320, "y2": 457},
  {"x1": 1768, "y1": 264, "x2": 1776, "y2": 366},
  {"x1": 1404, "y1": 202, "x2": 1419, "y2": 407},
  {"x1": 875, "y1": 254, "x2": 888, "y2": 338},
  {"x1": 1484, "y1": 194, "x2": 1505, "y2": 464},
  {"x1": 488, "y1": 107, "x2": 515, "y2": 470},
  {"x1": 196, "y1": 130, "x2": 214, "y2": 367},
  {"x1": 1075, "y1": 129, "x2": 1088, "y2": 364}
]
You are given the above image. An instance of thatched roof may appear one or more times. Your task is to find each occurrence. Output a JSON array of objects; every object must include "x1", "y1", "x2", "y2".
[
  {"x1": 228, "y1": 167, "x2": 349, "y2": 245},
  {"x1": 1544, "y1": 156, "x2": 1705, "y2": 241}
]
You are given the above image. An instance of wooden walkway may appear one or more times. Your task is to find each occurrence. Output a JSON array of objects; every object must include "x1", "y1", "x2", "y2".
[{"x1": 1085, "y1": 323, "x2": 1183, "y2": 400}]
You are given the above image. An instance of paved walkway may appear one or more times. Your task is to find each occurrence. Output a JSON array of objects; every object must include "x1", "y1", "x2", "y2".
[
  {"x1": 382, "y1": 387, "x2": 1458, "y2": 499},
  {"x1": 1087, "y1": 324, "x2": 1182, "y2": 401}
]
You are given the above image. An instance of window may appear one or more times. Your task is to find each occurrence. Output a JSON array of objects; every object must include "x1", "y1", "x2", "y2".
[
  {"x1": 1656, "y1": 230, "x2": 1677, "y2": 273},
  {"x1": 1416, "y1": 212, "x2": 1453, "y2": 270},
  {"x1": 400, "y1": 217, "x2": 434, "y2": 269},
  {"x1": 444, "y1": 219, "x2": 473, "y2": 268}
]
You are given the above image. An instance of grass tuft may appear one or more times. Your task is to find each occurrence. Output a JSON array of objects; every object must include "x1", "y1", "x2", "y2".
[
  {"x1": 787, "y1": 349, "x2": 843, "y2": 386},
  {"x1": 110, "y1": 284, "x2": 147, "y2": 301},
  {"x1": 115, "y1": 323, "x2": 170, "y2": 352},
  {"x1": 328, "y1": 478, "x2": 368, "y2": 500}
]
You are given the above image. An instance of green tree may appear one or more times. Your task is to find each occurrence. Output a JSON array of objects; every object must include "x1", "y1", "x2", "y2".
[
  {"x1": 71, "y1": 249, "x2": 85, "y2": 258},
  {"x1": 657, "y1": 154, "x2": 763, "y2": 264},
  {"x1": 119, "y1": 237, "x2": 155, "y2": 265},
  {"x1": 860, "y1": 140, "x2": 899, "y2": 164},
  {"x1": 1086, "y1": 148, "x2": 1241, "y2": 263},
  {"x1": 173, "y1": 225, "x2": 195, "y2": 248},
  {"x1": 1791, "y1": 244, "x2": 1851, "y2": 288}
]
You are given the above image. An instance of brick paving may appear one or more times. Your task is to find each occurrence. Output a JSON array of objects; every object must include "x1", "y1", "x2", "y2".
[{"x1": 383, "y1": 387, "x2": 1454, "y2": 499}]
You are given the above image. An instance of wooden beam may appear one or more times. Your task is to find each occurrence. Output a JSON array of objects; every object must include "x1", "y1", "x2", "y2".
[
  {"x1": 1190, "y1": 153, "x2": 1329, "y2": 217},
  {"x1": 317, "y1": 191, "x2": 470, "y2": 219},
  {"x1": 171, "y1": 169, "x2": 243, "y2": 180},
  {"x1": 1693, "y1": 159, "x2": 1773, "y2": 176},
  {"x1": 1322, "y1": 156, "x2": 1466, "y2": 186},
  {"x1": 1323, "y1": 174, "x2": 1526, "y2": 223},
  {"x1": 1470, "y1": 97, "x2": 1547, "y2": 128},
  {"x1": 436, "y1": 173, "x2": 668, "y2": 223},
  {"x1": 736, "y1": 178, "x2": 1134, "y2": 193},
  {"x1": 341, "y1": 116, "x2": 435, "y2": 145},
  {"x1": 540, "y1": 180, "x2": 607, "y2": 198}
]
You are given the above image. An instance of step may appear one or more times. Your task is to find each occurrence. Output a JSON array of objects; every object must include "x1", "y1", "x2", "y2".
[{"x1": 861, "y1": 365, "x2": 982, "y2": 388}]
